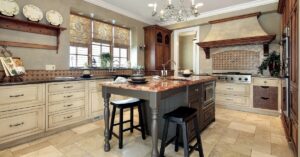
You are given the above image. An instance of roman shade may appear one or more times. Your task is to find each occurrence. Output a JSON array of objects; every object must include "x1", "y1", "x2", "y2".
[
  {"x1": 114, "y1": 27, "x2": 130, "y2": 47},
  {"x1": 93, "y1": 21, "x2": 113, "y2": 44},
  {"x1": 69, "y1": 14, "x2": 91, "y2": 45}
]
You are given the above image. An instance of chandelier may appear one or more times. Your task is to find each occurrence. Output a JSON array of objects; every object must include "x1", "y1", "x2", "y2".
[{"x1": 148, "y1": 0, "x2": 203, "y2": 22}]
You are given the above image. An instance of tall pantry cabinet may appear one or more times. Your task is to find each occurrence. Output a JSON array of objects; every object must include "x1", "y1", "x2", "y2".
[
  {"x1": 144, "y1": 25, "x2": 172, "y2": 73},
  {"x1": 278, "y1": 0, "x2": 298, "y2": 156}
]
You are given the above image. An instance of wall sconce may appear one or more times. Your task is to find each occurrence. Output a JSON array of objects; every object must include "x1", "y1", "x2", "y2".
[{"x1": 139, "y1": 44, "x2": 146, "y2": 50}]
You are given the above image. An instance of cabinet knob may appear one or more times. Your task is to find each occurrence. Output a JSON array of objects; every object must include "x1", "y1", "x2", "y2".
[
  {"x1": 64, "y1": 104, "x2": 73, "y2": 107},
  {"x1": 64, "y1": 86, "x2": 73, "y2": 89}
]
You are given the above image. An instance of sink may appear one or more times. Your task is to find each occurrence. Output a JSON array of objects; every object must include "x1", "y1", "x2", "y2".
[{"x1": 54, "y1": 77, "x2": 76, "y2": 80}]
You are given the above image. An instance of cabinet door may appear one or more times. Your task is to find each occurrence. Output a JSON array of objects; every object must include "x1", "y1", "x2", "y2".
[
  {"x1": 90, "y1": 89, "x2": 104, "y2": 117},
  {"x1": 155, "y1": 44, "x2": 164, "y2": 70},
  {"x1": 163, "y1": 45, "x2": 171, "y2": 69}
]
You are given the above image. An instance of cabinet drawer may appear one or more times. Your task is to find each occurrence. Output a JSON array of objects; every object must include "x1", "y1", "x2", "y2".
[
  {"x1": 49, "y1": 99, "x2": 85, "y2": 114},
  {"x1": 0, "y1": 84, "x2": 45, "y2": 110},
  {"x1": 48, "y1": 91, "x2": 85, "y2": 103},
  {"x1": 216, "y1": 94, "x2": 249, "y2": 106},
  {"x1": 48, "y1": 82, "x2": 85, "y2": 93},
  {"x1": 0, "y1": 106, "x2": 45, "y2": 143},
  {"x1": 203, "y1": 105, "x2": 215, "y2": 125},
  {"x1": 253, "y1": 78, "x2": 279, "y2": 87},
  {"x1": 48, "y1": 109, "x2": 85, "y2": 129},
  {"x1": 188, "y1": 84, "x2": 200, "y2": 99},
  {"x1": 216, "y1": 83, "x2": 249, "y2": 95},
  {"x1": 253, "y1": 86, "x2": 278, "y2": 110}
]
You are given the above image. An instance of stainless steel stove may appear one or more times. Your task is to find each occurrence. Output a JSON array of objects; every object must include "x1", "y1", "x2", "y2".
[{"x1": 212, "y1": 72, "x2": 252, "y2": 84}]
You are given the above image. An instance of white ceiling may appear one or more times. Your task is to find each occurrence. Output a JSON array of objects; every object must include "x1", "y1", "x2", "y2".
[{"x1": 84, "y1": 0, "x2": 278, "y2": 25}]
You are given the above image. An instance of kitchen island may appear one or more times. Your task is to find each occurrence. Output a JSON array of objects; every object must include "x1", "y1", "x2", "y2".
[{"x1": 101, "y1": 76, "x2": 216, "y2": 157}]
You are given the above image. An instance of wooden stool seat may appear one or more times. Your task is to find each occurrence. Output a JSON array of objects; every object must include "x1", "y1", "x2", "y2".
[
  {"x1": 160, "y1": 106, "x2": 204, "y2": 157},
  {"x1": 109, "y1": 98, "x2": 146, "y2": 149}
]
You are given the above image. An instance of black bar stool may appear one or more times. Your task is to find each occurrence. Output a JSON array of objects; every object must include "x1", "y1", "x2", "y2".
[
  {"x1": 109, "y1": 98, "x2": 146, "y2": 149},
  {"x1": 159, "y1": 106, "x2": 204, "y2": 157}
]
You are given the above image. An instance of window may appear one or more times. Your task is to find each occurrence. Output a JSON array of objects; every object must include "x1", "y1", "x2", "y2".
[
  {"x1": 69, "y1": 14, "x2": 130, "y2": 68},
  {"x1": 69, "y1": 46, "x2": 88, "y2": 68},
  {"x1": 92, "y1": 42, "x2": 111, "y2": 67},
  {"x1": 113, "y1": 47, "x2": 128, "y2": 68}
]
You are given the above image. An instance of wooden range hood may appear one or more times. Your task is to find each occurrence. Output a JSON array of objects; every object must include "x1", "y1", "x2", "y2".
[{"x1": 197, "y1": 13, "x2": 276, "y2": 59}]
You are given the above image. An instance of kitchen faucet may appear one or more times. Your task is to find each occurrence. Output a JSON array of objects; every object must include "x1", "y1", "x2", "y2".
[
  {"x1": 109, "y1": 60, "x2": 120, "y2": 72},
  {"x1": 161, "y1": 60, "x2": 176, "y2": 78}
]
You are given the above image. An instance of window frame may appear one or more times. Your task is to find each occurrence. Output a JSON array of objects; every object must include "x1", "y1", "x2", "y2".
[{"x1": 69, "y1": 13, "x2": 131, "y2": 69}]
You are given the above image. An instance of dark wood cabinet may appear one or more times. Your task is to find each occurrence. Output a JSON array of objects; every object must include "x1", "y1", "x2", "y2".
[
  {"x1": 144, "y1": 25, "x2": 172, "y2": 71},
  {"x1": 253, "y1": 86, "x2": 278, "y2": 110},
  {"x1": 278, "y1": 0, "x2": 298, "y2": 155},
  {"x1": 187, "y1": 81, "x2": 215, "y2": 134}
]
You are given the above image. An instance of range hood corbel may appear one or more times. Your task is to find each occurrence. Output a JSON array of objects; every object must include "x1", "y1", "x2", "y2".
[{"x1": 197, "y1": 12, "x2": 276, "y2": 59}]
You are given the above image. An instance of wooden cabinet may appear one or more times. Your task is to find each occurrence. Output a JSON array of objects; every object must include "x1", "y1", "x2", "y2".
[
  {"x1": 47, "y1": 81, "x2": 87, "y2": 130},
  {"x1": 216, "y1": 82, "x2": 250, "y2": 107},
  {"x1": 279, "y1": 0, "x2": 298, "y2": 154},
  {"x1": 253, "y1": 86, "x2": 278, "y2": 110},
  {"x1": 0, "y1": 106, "x2": 45, "y2": 144},
  {"x1": 144, "y1": 25, "x2": 172, "y2": 71},
  {"x1": 187, "y1": 81, "x2": 215, "y2": 132},
  {"x1": 0, "y1": 84, "x2": 45, "y2": 144}
]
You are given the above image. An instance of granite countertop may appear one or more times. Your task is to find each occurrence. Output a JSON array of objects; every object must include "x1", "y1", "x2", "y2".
[
  {"x1": 0, "y1": 76, "x2": 113, "y2": 86},
  {"x1": 100, "y1": 76, "x2": 216, "y2": 92}
]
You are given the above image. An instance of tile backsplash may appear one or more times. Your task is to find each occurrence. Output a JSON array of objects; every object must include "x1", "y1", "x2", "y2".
[
  {"x1": 212, "y1": 50, "x2": 260, "y2": 70},
  {"x1": 0, "y1": 69, "x2": 133, "y2": 81}
]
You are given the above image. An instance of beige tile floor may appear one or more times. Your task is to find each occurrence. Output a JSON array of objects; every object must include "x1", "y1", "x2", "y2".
[{"x1": 0, "y1": 108, "x2": 295, "y2": 157}]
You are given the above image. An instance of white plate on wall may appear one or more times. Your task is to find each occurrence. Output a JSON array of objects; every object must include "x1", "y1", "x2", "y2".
[
  {"x1": 46, "y1": 10, "x2": 63, "y2": 26},
  {"x1": 0, "y1": 0, "x2": 19, "y2": 16},
  {"x1": 23, "y1": 4, "x2": 43, "y2": 22}
]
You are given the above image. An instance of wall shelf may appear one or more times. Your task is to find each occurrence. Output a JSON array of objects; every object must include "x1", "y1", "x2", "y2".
[{"x1": 0, "y1": 15, "x2": 66, "y2": 53}]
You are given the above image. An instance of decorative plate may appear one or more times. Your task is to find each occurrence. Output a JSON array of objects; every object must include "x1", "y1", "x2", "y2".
[
  {"x1": 46, "y1": 10, "x2": 63, "y2": 26},
  {"x1": 0, "y1": 0, "x2": 19, "y2": 16},
  {"x1": 23, "y1": 4, "x2": 43, "y2": 22}
]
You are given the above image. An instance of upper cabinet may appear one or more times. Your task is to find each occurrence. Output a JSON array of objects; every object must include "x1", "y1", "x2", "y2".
[{"x1": 144, "y1": 25, "x2": 172, "y2": 70}]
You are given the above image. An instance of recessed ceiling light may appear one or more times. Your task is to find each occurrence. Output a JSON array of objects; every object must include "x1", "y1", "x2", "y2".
[
  {"x1": 90, "y1": 13, "x2": 94, "y2": 18},
  {"x1": 112, "y1": 19, "x2": 116, "y2": 24},
  {"x1": 148, "y1": 3, "x2": 154, "y2": 7}
]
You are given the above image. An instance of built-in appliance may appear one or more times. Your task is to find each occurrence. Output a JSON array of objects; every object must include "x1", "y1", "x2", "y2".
[
  {"x1": 281, "y1": 26, "x2": 290, "y2": 119},
  {"x1": 213, "y1": 72, "x2": 252, "y2": 84}
]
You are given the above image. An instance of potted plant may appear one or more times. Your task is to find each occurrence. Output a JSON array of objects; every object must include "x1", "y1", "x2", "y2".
[
  {"x1": 101, "y1": 53, "x2": 111, "y2": 68},
  {"x1": 258, "y1": 51, "x2": 281, "y2": 77}
]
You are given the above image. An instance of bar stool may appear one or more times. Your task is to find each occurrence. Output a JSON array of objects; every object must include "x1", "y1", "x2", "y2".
[
  {"x1": 109, "y1": 98, "x2": 146, "y2": 149},
  {"x1": 159, "y1": 106, "x2": 204, "y2": 157}
]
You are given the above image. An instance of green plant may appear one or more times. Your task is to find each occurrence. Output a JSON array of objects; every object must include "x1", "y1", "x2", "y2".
[
  {"x1": 101, "y1": 53, "x2": 111, "y2": 68},
  {"x1": 258, "y1": 51, "x2": 281, "y2": 77}
]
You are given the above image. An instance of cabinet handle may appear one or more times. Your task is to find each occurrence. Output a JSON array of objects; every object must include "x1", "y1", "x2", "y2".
[
  {"x1": 64, "y1": 95, "x2": 73, "y2": 98},
  {"x1": 261, "y1": 86, "x2": 269, "y2": 88},
  {"x1": 64, "y1": 104, "x2": 73, "y2": 107},
  {"x1": 261, "y1": 97, "x2": 270, "y2": 100},
  {"x1": 9, "y1": 122, "x2": 24, "y2": 127},
  {"x1": 226, "y1": 88, "x2": 233, "y2": 90},
  {"x1": 226, "y1": 98, "x2": 233, "y2": 101},
  {"x1": 264, "y1": 81, "x2": 267, "y2": 83},
  {"x1": 9, "y1": 94, "x2": 24, "y2": 98},
  {"x1": 64, "y1": 115, "x2": 73, "y2": 119},
  {"x1": 195, "y1": 89, "x2": 199, "y2": 92},
  {"x1": 64, "y1": 86, "x2": 73, "y2": 89}
]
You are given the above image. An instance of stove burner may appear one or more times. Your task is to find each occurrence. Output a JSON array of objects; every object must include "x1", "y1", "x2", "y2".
[{"x1": 212, "y1": 72, "x2": 252, "y2": 84}]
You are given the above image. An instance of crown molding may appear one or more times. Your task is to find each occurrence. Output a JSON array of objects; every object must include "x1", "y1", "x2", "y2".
[
  {"x1": 159, "y1": 0, "x2": 278, "y2": 26},
  {"x1": 84, "y1": 0, "x2": 155, "y2": 25}
]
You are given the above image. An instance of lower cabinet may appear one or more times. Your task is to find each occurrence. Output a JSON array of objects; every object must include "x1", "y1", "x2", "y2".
[
  {"x1": 48, "y1": 108, "x2": 86, "y2": 129},
  {"x1": 187, "y1": 81, "x2": 216, "y2": 141},
  {"x1": 89, "y1": 89, "x2": 104, "y2": 118},
  {"x1": 253, "y1": 86, "x2": 278, "y2": 110},
  {"x1": 0, "y1": 106, "x2": 45, "y2": 144}
]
